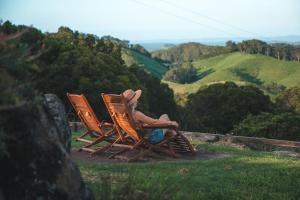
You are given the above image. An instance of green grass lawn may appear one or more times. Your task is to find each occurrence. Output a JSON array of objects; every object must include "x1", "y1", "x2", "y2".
[{"x1": 72, "y1": 131, "x2": 300, "y2": 200}]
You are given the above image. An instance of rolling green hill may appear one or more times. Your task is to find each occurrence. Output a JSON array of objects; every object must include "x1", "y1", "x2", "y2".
[
  {"x1": 164, "y1": 52, "x2": 300, "y2": 96},
  {"x1": 122, "y1": 48, "x2": 168, "y2": 79}
]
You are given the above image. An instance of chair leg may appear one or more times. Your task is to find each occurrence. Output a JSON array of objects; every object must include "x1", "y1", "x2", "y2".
[
  {"x1": 109, "y1": 148, "x2": 130, "y2": 159},
  {"x1": 77, "y1": 131, "x2": 93, "y2": 152},
  {"x1": 79, "y1": 136, "x2": 105, "y2": 153},
  {"x1": 91, "y1": 137, "x2": 122, "y2": 156},
  {"x1": 76, "y1": 131, "x2": 90, "y2": 141},
  {"x1": 167, "y1": 143, "x2": 181, "y2": 158},
  {"x1": 151, "y1": 143, "x2": 181, "y2": 158},
  {"x1": 142, "y1": 134, "x2": 180, "y2": 159},
  {"x1": 82, "y1": 136, "x2": 106, "y2": 148},
  {"x1": 109, "y1": 139, "x2": 144, "y2": 159},
  {"x1": 128, "y1": 148, "x2": 152, "y2": 162},
  {"x1": 155, "y1": 147, "x2": 180, "y2": 158}
]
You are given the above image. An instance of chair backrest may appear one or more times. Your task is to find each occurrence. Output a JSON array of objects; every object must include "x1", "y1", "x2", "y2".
[
  {"x1": 67, "y1": 93, "x2": 103, "y2": 135},
  {"x1": 101, "y1": 93, "x2": 141, "y2": 142}
]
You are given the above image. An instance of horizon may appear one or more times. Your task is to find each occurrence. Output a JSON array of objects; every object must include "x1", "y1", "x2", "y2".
[
  {"x1": 131, "y1": 35, "x2": 300, "y2": 44},
  {"x1": 1, "y1": 20, "x2": 300, "y2": 45},
  {"x1": 1, "y1": 0, "x2": 300, "y2": 41}
]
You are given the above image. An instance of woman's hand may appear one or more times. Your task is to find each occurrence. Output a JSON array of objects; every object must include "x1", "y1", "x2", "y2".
[{"x1": 170, "y1": 121, "x2": 179, "y2": 128}]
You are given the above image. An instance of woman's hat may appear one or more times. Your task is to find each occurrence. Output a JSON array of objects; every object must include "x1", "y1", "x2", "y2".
[{"x1": 122, "y1": 89, "x2": 142, "y2": 105}]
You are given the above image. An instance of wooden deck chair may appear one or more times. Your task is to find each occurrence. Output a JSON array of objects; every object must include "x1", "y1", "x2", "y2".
[
  {"x1": 101, "y1": 93, "x2": 196, "y2": 162},
  {"x1": 67, "y1": 93, "x2": 123, "y2": 155}
]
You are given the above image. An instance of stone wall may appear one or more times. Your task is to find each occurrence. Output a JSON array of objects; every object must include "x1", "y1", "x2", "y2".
[{"x1": 182, "y1": 131, "x2": 300, "y2": 155}]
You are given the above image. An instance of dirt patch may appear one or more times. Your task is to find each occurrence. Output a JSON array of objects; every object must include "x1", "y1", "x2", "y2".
[{"x1": 71, "y1": 148, "x2": 231, "y2": 164}]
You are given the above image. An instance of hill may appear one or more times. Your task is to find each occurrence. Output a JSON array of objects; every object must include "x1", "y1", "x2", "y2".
[
  {"x1": 137, "y1": 42, "x2": 176, "y2": 51},
  {"x1": 122, "y1": 48, "x2": 168, "y2": 79},
  {"x1": 164, "y1": 52, "x2": 300, "y2": 96},
  {"x1": 151, "y1": 42, "x2": 227, "y2": 64}
]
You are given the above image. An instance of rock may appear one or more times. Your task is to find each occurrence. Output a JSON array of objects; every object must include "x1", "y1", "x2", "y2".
[
  {"x1": 201, "y1": 134, "x2": 220, "y2": 143},
  {"x1": 44, "y1": 94, "x2": 71, "y2": 152},
  {"x1": 182, "y1": 132, "x2": 220, "y2": 142},
  {"x1": 0, "y1": 188, "x2": 5, "y2": 200},
  {"x1": 0, "y1": 94, "x2": 94, "y2": 200},
  {"x1": 272, "y1": 150, "x2": 300, "y2": 158}
]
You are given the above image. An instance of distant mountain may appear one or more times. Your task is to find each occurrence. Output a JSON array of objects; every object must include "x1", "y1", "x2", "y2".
[
  {"x1": 136, "y1": 35, "x2": 300, "y2": 51},
  {"x1": 165, "y1": 52, "x2": 300, "y2": 97},
  {"x1": 264, "y1": 35, "x2": 300, "y2": 44},
  {"x1": 136, "y1": 43, "x2": 176, "y2": 52}
]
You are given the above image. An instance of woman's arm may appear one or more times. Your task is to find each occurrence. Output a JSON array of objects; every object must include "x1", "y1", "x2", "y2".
[{"x1": 134, "y1": 111, "x2": 178, "y2": 127}]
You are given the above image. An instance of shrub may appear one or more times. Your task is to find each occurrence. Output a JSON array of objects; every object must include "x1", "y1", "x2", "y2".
[
  {"x1": 163, "y1": 62, "x2": 198, "y2": 84},
  {"x1": 233, "y1": 112, "x2": 300, "y2": 141},
  {"x1": 275, "y1": 87, "x2": 300, "y2": 114},
  {"x1": 184, "y1": 82, "x2": 274, "y2": 133}
]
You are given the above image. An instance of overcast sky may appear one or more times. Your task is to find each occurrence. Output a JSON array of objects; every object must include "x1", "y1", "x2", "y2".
[{"x1": 1, "y1": 0, "x2": 300, "y2": 41}]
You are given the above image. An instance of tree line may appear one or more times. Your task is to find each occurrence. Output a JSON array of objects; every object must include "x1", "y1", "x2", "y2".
[
  {"x1": 151, "y1": 39, "x2": 300, "y2": 65},
  {"x1": 226, "y1": 39, "x2": 300, "y2": 61}
]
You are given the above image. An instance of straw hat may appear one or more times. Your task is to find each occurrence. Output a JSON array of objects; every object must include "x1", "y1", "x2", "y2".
[{"x1": 122, "y1": 89, "x2": 142, "y2": 105}]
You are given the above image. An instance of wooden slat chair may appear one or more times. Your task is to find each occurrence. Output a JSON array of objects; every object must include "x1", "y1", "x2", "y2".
[
  {"x1": 101, "y1": 93, "x2": 196, "y2": 162},
  {"x1": 67, "y1": 93, "x2": 123, "y2": 155}
]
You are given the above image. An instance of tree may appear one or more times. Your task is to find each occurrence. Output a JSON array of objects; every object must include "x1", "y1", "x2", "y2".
[
  {"x1": 54, "y1": 26, "x2": 74, "y2": 43},
  {"x1": 275, "y1": 87, "x2": 300, "y2": 114},
  {"x1": 0, "y1": 20, "x2": 18, "y2": 34},
  {"x1": 163, "y1": 62, "x2": 198, "y2": 84},
  {"x1": 234, "y1": 40, "x2": 300, "y2": 61},
  {"x1": 225, "y1": 40, "x2": 238, "y2": 52},
  {"x1": 84, "y1": 34, "x2": 96, "y2": 48},
  {"x1": 130, "y1": 44, "x2": 151, "y2": 57},
  {"x1": 184, "y1": 82, "x2": 274, "y2": 133},
  {"x1": 233, "y1": 112, "x2": 300, "y2": 140},
  {"x1": 237, "y1": 39, "x2": 268, "y2": 54},
  {"x1": 262, "y1": 82, "x2": 286, "y2": 95}
]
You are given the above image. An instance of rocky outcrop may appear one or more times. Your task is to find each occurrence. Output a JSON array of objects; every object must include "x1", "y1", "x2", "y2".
[
  {"x1": 44, "y1": 94, "x2": 71, "y2": 153},
  {"x1": 0, "y1": 94, "x2": 94, "y2": 200}
]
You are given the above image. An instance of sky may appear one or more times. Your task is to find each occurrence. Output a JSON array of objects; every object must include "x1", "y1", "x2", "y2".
[{"x1": 0, "y1": 0, "x2": 300, "y2": 42}]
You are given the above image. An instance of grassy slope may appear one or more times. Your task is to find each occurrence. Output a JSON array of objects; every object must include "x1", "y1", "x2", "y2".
[
  {"x1": 165, "y1": 52, "x2": 300, "y2": 95},
  {"x1": 122, "y1": 48, "x2": 168, "y2": 79},
  {"x1": 72, "y1": 129, "x2": 300, "y2": 200}
]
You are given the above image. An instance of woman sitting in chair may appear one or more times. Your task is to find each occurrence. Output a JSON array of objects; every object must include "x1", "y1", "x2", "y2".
[{"x1": 122, "y1": 89, "x2": 179, "y2": 144}]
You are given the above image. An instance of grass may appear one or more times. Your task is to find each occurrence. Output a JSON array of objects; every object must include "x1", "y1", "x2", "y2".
[
  {"x1": 122, "y1": 48, "x2": 168, "y2": 79},
  {"x1": 165, "y1": 52, "x2": 300, "y2": 96},
  {"x1": 72, "y1": 131, "x2": 300, "y2": 200}
]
